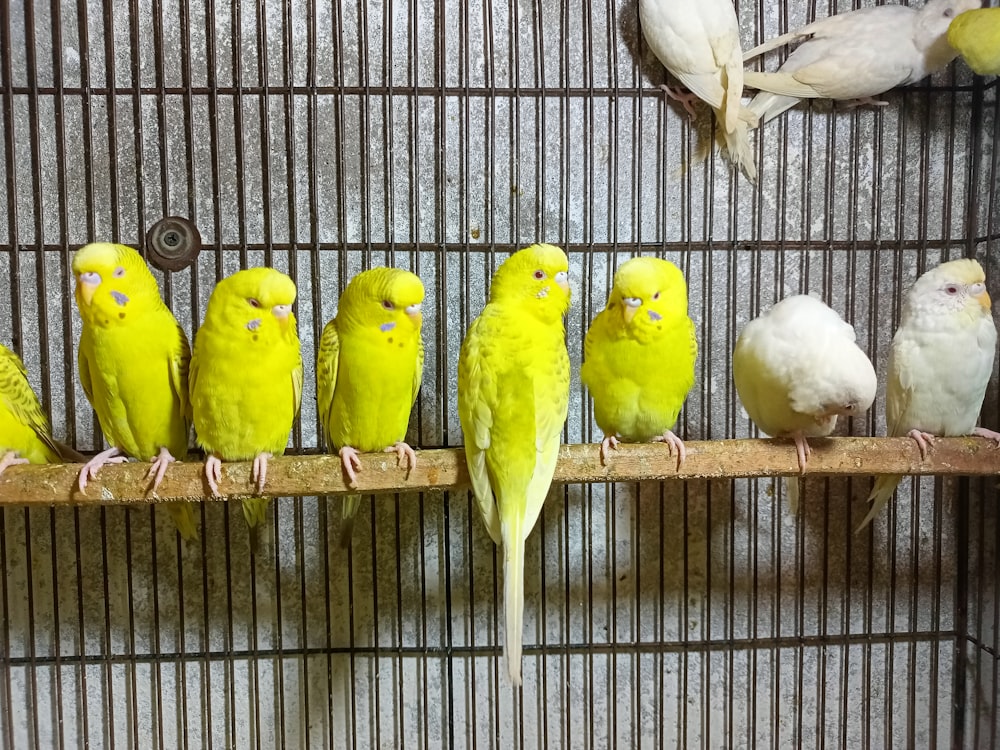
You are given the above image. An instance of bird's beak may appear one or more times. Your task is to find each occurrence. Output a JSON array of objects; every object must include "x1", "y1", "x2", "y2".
[
  {"x1": 622, "y1": 297, "x2": 641, "y2": 324},
  {"x1": 272, "y1": 303, "x2": 292, "y2": 329},
  {"x1": 406, "y1": 302, "x2": 422, "y2": 326},
  {"x1": 975, "y1": 289, "x2": 992, "y2": 312},
  {"x1": 555, "y1": 271, "x2": 570, "y2": 294},
  {"x1": 75, "y1": 272, "x2": 101, "y2": 307}
]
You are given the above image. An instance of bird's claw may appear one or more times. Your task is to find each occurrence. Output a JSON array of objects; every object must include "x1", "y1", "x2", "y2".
[
  {"x1": 908, "y1": 429, "x2": 936, "y2": 461},
  {"x1": 251, "y1": 452, "x2": 272, "y2": 494},
  {"x1": 654, "y1": 431, "x2": 687, "y2": 470},
  {"x1": 77, "y1": 447, "x2": 127, "y2": 493},
  {"x1": 658, "y1": 83, "x2": 699, "y2": 119},
  {"x1": 599, "y1": 435, "x2": 620, "y2": 466},
  {"x1": 792, "y1": 433, "x2": 811, "y2": 475},
  {"x1": 385, "y1": 442, "x2": 417, "y2": 477},
  {"x1": 339, "y1": 446, "x2": 362, "y2": 490},
  {"x1": 0, "y1": 451, "x2": 29, "y2": 477},
  {"x1": 145, "y1": 446, "x2": 177, "y2": 495},
  {"x1": 205, "y1": 455, "x2": 223, "y2": 498},
  {"x1": 973, "y1": 427, "x2": 1000, "y2": 447}
]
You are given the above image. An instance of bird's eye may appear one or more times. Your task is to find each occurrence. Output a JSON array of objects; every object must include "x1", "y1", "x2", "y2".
[
  {"x1": 248, "y1": 298, "x2": 262, "y2": 308},
  {"x1": 945, "y1": 284, "x2": 960, "y2": 295},
  {"x1": 113, "y1": 267, "x2": 125, "y2": 278},
  {"x1": 382, "y1": 300, "x2": 394, "y2": 310},
  {"x1": 533, "y1": 270, "x2": 545, "y2": 280},
  {"x1": 943, "y1": 7, "x2": 953, "y2": 17},
  {"x1": 653, "y1": 291, "x2": 660, "y2": 300}
]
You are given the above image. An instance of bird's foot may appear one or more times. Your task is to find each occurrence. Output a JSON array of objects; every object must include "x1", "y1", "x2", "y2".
[
  {"x1": 658, "y1": 83, "x2": 699, "y2": 119},
  {"x1": 0, "y1": 451, "x2": 28, "y2": 477},
  {"x1": 599, "y1": 435, "x2": 620, "y2": 466},
  {"x1": 385, "y1": 441, "x2": 416, "y2": 476},
  {"x1": 205, "y1": 455, "x2": 223, "y2": 498},
  {"x1": 251, "y1": 452, "x2": 272, "y2": 494},
  {"x1": 792, "y1": 432, "x2": 811, "y2": 474},
  {"x1": 77, "y1": 447, "x2": 127, "y2": 493},
  {"x1": 908, "y1": 429, "x2": 936, "y2": 461},
  {"x1": 844, "y1": 96, "x2": 889, "y2": 109},
  {"x1": 972, "y1": 427, "x2": 1000, "y2": 447},
  {"x1": 145, "y1": 446, "x2": 177, "y2": 495},
  {"x1": 653, "y1": 430, "x2": 687, "y2": 470},
  {"x1": 339, "y1": 446, "x2": 362, "y2": 490}
]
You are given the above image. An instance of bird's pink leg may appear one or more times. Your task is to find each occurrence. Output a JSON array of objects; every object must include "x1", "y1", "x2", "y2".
[
  {"x1": 907, "y1": 429, "x2": 936, "y2": 461},
  {"x1": 0, "y1": 451, "x2": 28, "y2": 476},
  {"x1": 251, "y1": 452, "x2": 272, "y2": 494},
  {"x1": 599, "y1": 435, "x2": 620, "y2": 466},
  {"x1": 659, "y1": 83, "x2": 699, "y2": 119},
  {"x1": 385, "y1": 441, "x2": 416, "y2": 475},
  {"x1": 791, "y1": 431, "x2": 811, "y2": 474},
  {"x1": 77, "y1": 447, "x2": 128, "y2": 493},
  {"x1": 653, "y1": 430, "x2": 687, "y2": 470},
  {"x1": 972, "y1": 427, "x2": 1000, "y2": 446},
  {"x1": 204, "y1": 454, "x2": 223, "y2": 497},
  {"x1": 145, "y1": 446, "x2": 177, "y2": 495},
  {"x1": 339, "y1": 446, "x2": 362, "y2": 490}
]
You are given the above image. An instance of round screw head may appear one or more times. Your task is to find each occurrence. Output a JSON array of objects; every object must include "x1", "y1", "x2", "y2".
[{"x1": 146, "y1": 216, "x2": 201, "y2": 272}]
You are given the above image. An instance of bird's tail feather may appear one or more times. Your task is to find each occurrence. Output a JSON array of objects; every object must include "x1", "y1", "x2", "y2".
[
  {"x1": 164, "y1": 501, "x2": 199, "y2": 541},
  {"x1": 748, "y1": 91, "x2": 802, "y2": 126},
  {"x1": 501, "y1": 514, "x2": 525, "y2": 687},
  {"x1": 242, "y1": 496, "x2": 271, "y2": 553},
  {"x1": 785, "y1": 476, "x2": 800, "y2": 515},
  {"x1": 856, "y1": 475, "x2": 902, "y2": 533},
  {"x1": 716, "y1": 119, "x2": 757, "y2": 183},
  {"x1": 339, "y1": 493, "x2": 362, "y2": 548}
]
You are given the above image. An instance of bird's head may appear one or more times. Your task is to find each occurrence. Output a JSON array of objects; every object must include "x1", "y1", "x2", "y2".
[
  {"x1": 908, "y1": 258, "x2": 991, "y2": 321},
  {"x1": 916, "y1": 0, "x2": 982, "y2": 57},
  {"x1": 72, "y1": 242, "x2": 162, "y2": 327},
  {"x1": 607, "y1": 256, "x2": 688, "y2": 332},
  {"x1": 488, "y1": 243, "x2": 571, "y2": 320},
  {"x1": 205, "y1": 267, "x2": 298, "y2": 344},
  {"x1": 339, "y1": 267, "x2": 425, "y2": 337}
]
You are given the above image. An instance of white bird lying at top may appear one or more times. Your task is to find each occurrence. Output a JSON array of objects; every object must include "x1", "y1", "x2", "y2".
[
  {"x1": 639, "y1": 0, "x2": 759, "y2": 182},
  {"x1": 743, "y1": 0, "x2": 982, "y2": 126}
]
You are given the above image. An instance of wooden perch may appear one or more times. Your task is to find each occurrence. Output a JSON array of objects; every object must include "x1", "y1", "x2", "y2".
[{"x1": 0, "y1": 437, "x2": 996, "y2": 507}]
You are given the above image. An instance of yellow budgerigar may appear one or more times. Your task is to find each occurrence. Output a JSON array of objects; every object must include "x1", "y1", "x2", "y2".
[
  {"x1": 457, "y1": 243, "x2": 571, "y2": 686},
  {"x1": 580, "y1": 256, "x2": 697, "y2": 467},
  {"x1": 73, "y1": 242, "x2": 198, "y2": 540},
  {"x1": 948, "y1": 8, "x2": 1000, "y2": 76},
  {"x1": 189, "y1": 267, "x2": 302, "y2": 550},
  {"x1": 316, "y1": 267, "x2": 424, "y2": 547},
  {"x1": 0, "y1": 343, "x2": 83, "y2": 474}
]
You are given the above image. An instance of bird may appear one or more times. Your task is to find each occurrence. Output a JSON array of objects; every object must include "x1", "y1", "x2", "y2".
[
  {"x1": 457, "y1": 243, "x2": 571, "y2": 686},
  {"x1": 857, "y1": 258, "x2": 999, "y2": 532},
  {"x1": 733, "y1": 294, "x2": 878, "y2": 514},
  {"x1": 316, "y1": 267, "x2": 425, "y2": 547},
  {"x1": 0, "y1": 343, "x2": 83, "y2": 475},
  {"x1": 72, "y1": 242, "x2": 198, "y2": 541},
  {"x1": 189, "y1": 267, "x2": 302, "y2": 551},
  {"x1": 580, "y1": 256, "x2": 697, "y2": 468},
  {"x1": 638, "y1": 0, "x2": 759, "y2": 182},
  {"x1": 948, "y1": 7, "x2": 1000, "y2": 76},
  {"x1": 743, "y1": 0, "x2": 981, "y2": 126}
]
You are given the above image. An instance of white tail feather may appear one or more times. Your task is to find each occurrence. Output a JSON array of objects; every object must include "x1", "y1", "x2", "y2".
[
  {"x1": 856, "y1": 474, "x2": 902, "y2": 533},
  {"x1": 501, "y1": 515, "x2": 525, "y2": 687}
]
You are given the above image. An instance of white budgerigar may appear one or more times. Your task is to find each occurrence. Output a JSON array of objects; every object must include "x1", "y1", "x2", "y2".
[
  {"x1": 638, "y1": 0, "x2": 759, "y2": 182},
  {"x1": 743, "y1": 0, "x2": 981, "y2": 126},
  {"x1": 733, "y1": 294, "x2": 878, "y2": 513},
  {"x1": 858, "y1": 259, "x2": 999, "y2": 531}
]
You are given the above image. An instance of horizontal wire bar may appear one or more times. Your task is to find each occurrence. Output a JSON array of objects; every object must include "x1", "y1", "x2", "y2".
[
  {"x1": 0, "y1": 630, "x2": 963, "y2": 669},
  {"x1": 0, "y1": 436, "x2": 996, "y2": 505}
]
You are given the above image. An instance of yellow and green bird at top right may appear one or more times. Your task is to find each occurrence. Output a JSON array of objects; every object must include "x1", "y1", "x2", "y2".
[
  {"x1": 580, "y1": 256, "x2": 697, "y2": 468},
  {"x1": 948, "y1": 7, "x2": 1000, "y2": 76}
]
